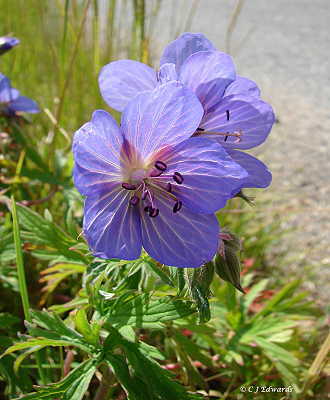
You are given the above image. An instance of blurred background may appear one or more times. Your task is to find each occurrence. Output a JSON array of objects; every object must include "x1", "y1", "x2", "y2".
[{"x1": 0, "y1": 0, "x2": 329, "y2": 398}]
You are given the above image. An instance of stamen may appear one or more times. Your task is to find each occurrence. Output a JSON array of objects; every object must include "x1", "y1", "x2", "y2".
[
  {"x1": 226, "y1": 110, "x2": 230, "y2": 121},
  {"x1": 166, "y1": 182, "x2": 172, "y2": 193},
  {"x1": 195, "y1": 129, "x2": 242, "y2": 142},
  {"x1": 155, "y1": 160, "x2": 167, "y2": 172},
  {"x1": 149, "y1": 208, "x2": 159, "y2": 218},
  {"x1": 122, "y1": 182, "x2": 137, "y2": 190},
  {"x1": 173, "y1": 172, "x2": 184, "y2": 184},
  {"x1": 142, "y1": 190, "x2": 148, "y2": 200},
  {"x1": 144, "y1": 206, "x2": 151, "y2": 213},
  {"x1": 224, "y1": 134, "x2": 229, "y2": 142},
  {"x1": 173, "y1": 200, "x2": 182, "y2": 213},
  {"x1": 129, "y1": 195, "x2": 139, "y2": 206},
  {"x1": 197, "y1": 127, "x2": 205, "y2": 131}
]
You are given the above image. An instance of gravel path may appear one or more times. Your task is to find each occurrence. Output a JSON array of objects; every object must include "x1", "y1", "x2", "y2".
[{"x1": 153, "y1": 0, "x2": 330, "y2": 302}]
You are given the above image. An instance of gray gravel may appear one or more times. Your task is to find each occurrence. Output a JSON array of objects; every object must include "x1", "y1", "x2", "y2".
[{"x1": 152, "y1": 0, "x2": 330, "y2": 302}]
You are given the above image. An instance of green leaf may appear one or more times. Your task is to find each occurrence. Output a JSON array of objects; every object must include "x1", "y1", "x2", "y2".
[
  {"x1": 105, "y1": 330, "x2": 194, "y2": 400},
  {"x1": 13, "y1": 358, "x2": 97, "y2": 400},
  {"x1": 143, "y1": 260, "x2": 174, "y2": 287},
  {"x1": 105, "y1": 294, "x2": 195, "y2": 328},
  {"x1": 241, "y1": 279, "x2": 268, "y2": 310},
  {"x1": 26, "y1": 310, "x2": 97, "y2": 353},
  {"x1": 16, "y1": 204, "x2": 87, "y2": 263},
  {"x1": 253, "y1": 337, "x2": 300, "y2": 367},
  {"x1": 74, "y1": 308, "x2": 100, "y2": 346}
]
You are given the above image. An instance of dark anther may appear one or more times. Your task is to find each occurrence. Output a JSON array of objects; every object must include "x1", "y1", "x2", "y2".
[
  {"x1": 166, "y1": 182, "x2": 172, "y2": 192},
  {"x1": 173, "y1": 172, "x2": 184, "y2": 184},
  {"x1": 226, "y1": 110, "x2": 230, "y2": 121},
  {"x1": 122, "y1": 182, "x2": 137, "y2": 190},
  {"x1": 224, "y1": 134, "x2": 229, "y2": 142},
  {"x1": 197, "y1": 127, "x2": 205, "y2": 131},
  {"x1": 129, "y1": 195, "x2": 139, "y2": 206},
  {"x1": 155, "y1": 160, "x2": 167, "y2": 171},
  {"x1": 144, "y1": 206, "x2": 151, "y2": 213},
  {"x1": 173, "y1": 200, "x2": 182, "y2": 213},
  {"x1": 149, "y1": 208, "x2": 159, "y2": 218}
]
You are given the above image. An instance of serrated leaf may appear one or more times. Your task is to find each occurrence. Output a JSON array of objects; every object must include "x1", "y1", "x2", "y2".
[
  {"x1": 16, "y1": 204, "x2": 87, "y2": 263},
  {"x1": 13, "y1": 358, "x2": 97, "y2": 400},
  {"x1": 105, "y1": 294, "x2": 195, "y2": 328}
]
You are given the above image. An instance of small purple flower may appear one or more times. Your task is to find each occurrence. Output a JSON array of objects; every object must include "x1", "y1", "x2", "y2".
[
  {"x1": 73, "y1": 82, "x2": 248, "y2": 268},
  {"x1": 0, "y1": 36, "x2": 20, "y2": 55},
  {"x1": 0, "y1": 73, "x2": 39, "y2": 116},
  {"x1": 98, "y1": 33, "x2": 274, "y2": 194}
]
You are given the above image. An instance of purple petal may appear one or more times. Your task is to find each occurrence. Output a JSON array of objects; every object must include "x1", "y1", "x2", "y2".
[
  {"x1": 121, "y1": 81, "x2": 203, "y2": 159},
  {"x1": 200, "y1": 95, "x2": 275, "y2": 150},
  {"x1": 140, "y1": 197, "x2": 219, "y2": 268},
  {"x1": 162, "y1": 137, "x2": 248, "y2": 213},
  {"x1": 224, "y1": 76, "x2": 260, "y2": 98},
  {"x1": 73, "y1": 110, "x2": 123, "y2": 196},
  {"x1": 226, "y1": 150, "x2": 272, "y2": 195},
  {"x1": 158, "y1": 63, "x2": 178, "y2": 84},
  {"x1": 179, "y1": 51, "x2": 236, "y2": 112},
  {"x1": 98, "y1": 60, "x2": 157, "y2": 111},
  {"x1": 160, "y1": 32, "x2": 216, "y2": 72},
  {"x1": 8, "y1": 95, "x2": 39, "y2": 113},
  {"x1": 83, "y1": 187, "x2": 142, "y2": 260},
  {"x1": 0, "y1": 74, "x2": 20, "y2": 103},
  {"x1": 0, "y1": 36, "x2": 20, "y2": 55}
]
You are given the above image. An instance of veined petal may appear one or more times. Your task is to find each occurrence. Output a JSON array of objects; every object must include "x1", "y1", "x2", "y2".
[
  {"x1": 224, "y1": 76, "x2": 261, "y2": 98},
  {"x1": 160, "y1": 32, "x2": 216, "y2": 72},
  {"x1": 140, "y1": 197, "x2": 219, "y2": 268},
  {"x1": 9, "y1": 95, "x2": 39, "y2": 113},
  {"x1": 98, "y1": 60, "x2": 157, "y2": 111},
  {"x1": 200, "y1": 95, "x2": 275, "y2": 150},
  {"x1": 226, "y1": 149, "x2": 272, "y2": 195},
  {"x1": 162, "y1": 137, "x2": 248, "y2": 213},
  {"x1": 72, "y1": 110, "x2": 123, "y2": 196},
  {"x1": 179, "y1": 51, "x2": 236, "y2": 112},
  {"x1": 121, "y1": 81, "x2": 203, "y2": 160},
  {"x1": 84, "y1": 187, "x2": 142, "y2": 260},
  {"x1": 158, "y1": 63, "x2": 178, "y2": 84}
]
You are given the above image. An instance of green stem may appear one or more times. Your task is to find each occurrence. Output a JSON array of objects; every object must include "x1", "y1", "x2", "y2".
[
  {"x1": 11, "y1": 196, "x2": 47, "y2": 385},
  {"x1": 11, "y1": 196, "x2": 31, "y2": 322},
  {"x1": 130, "y1": 0, "x2": 145, "y2": 61}
]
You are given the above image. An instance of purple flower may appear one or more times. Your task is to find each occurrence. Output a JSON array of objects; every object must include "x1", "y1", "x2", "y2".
[
  {"x1": 0, "y1": 73, "x2": 39, "y2": 116},
  {"x1": 73, "y1": 83, "x2": 248, "y2": 268},
  {"x1": 0, "y1": 36, "x2": 20, "y2": 55},
  {"x1": 98, "y1": 33, "x2": 274, "y2": 194}
]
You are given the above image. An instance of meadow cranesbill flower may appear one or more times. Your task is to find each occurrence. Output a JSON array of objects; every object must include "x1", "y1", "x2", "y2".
[
  {"x1": 0, "y1": 73, "x2": 39, "y2": 116},
  {"x1": 98, "y1": 32, "x2": 274, "y2": 194},
  {"x1": 0, "y1": 36, "x2": 19, "y2": 55},
  {"x1": 73, "y1": 82, "x2": 248, "y2": 268}
]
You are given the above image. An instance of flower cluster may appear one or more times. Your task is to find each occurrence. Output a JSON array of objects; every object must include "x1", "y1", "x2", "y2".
[
  {"x1": 73, "y1": 33, "x2": 275, "y2": 268},
  {"x1": 0, "y1": 36, "x2": 39, "y2": 117}
]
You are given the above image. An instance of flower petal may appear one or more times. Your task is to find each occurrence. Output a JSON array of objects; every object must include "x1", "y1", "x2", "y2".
[
  {"x1": 160, "y1": 137, "x2": 248, "y2": 213},
  {"x1": 158, "y1": 63, "x2": 178, "y2": 84},
  {"x1": 160, "y1": 32, "x2": 215, "y2": 72},
  {"x1": 121, "y1": 81, "x2": 203, "y2": 159},
  {"x1": 200, "y1": 95, "x2": 275, "y2": 150},
  {"x1": 0, "y1": 74, "x2": 20, "y2": 103},
  {"x1": 0, "y1": 36, "x2": 19, "y2": 55},
  {"x1": 98, "y1": 60, "x2": 157, "y2": 111},
  {"x1": 9, "y1": 95, "x2": 39, "y2": 113},
  {"x1": 179, "y1": 51, "x2": 236, "y2": 112},
  {"x1": 83, "y1": 187, "x2": 142, "y2": 260},
  {"x1": 140, "y1": 197, "x2": 219, "y2": 268},
  {"x1": 72, "y1": 110, "x2": 123, "y2": 196},
  {"x1": 224, "y1": 76, "x2": 260, "y2": 98},
  {"x1": 226, "y1": 149, "x2": 272, "y2": 195}
]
